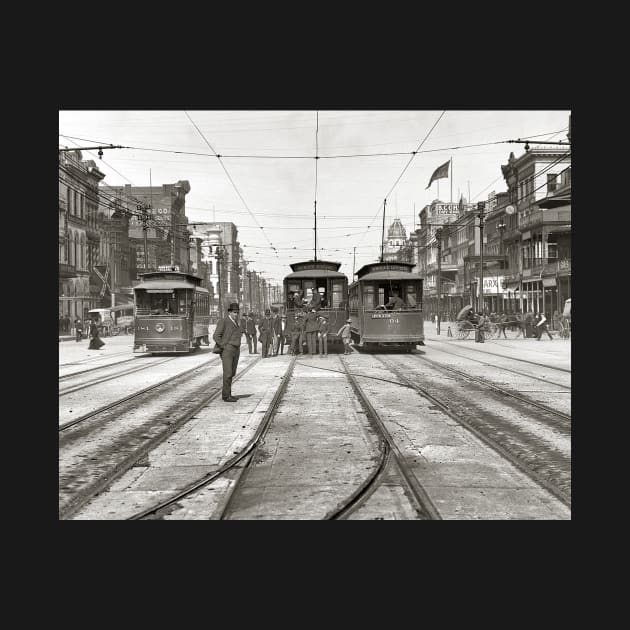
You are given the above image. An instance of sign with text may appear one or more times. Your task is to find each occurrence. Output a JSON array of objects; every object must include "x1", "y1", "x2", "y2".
[
  {"x1": 432, "y1": 203, "x2": 460, "y2": 215},
  {"x1": 476, "y1": 276, "x2": 505, "y2": 295}
]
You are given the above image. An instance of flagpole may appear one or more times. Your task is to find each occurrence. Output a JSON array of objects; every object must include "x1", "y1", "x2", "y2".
[{"x1": 450, "y1": 156, "x2": 453, "y2": 203}]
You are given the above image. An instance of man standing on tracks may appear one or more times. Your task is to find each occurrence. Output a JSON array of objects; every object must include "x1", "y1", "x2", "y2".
[
  {"x1": 304, "y1": 308, "x2": 319, "y2": 355},
  {"x1": 318, "y1": 316, "x2": 329, "y2": 357},
  {"x1": 213, "y1": 302, "x2": 242, "y2": 402}
]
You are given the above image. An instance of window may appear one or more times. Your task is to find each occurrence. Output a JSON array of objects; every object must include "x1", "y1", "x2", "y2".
[
  {"x1": 547, "y1": 173, "x2": 558, "y2": 193},
  {"x1": 363, "y1": 285, "x2": 375, "y2": 308},
  {"x1": 332, "y1": 282, "x2": 343, "y2": 308}
]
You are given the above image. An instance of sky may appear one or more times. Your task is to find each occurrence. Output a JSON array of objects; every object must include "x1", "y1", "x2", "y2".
[{"x1": 58, "y1": 110, "x2": 570, "y2": 285}]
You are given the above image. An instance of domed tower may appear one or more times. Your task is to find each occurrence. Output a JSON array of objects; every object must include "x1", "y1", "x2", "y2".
[{"x1": 383, "y1": 217, "x2": 408, "y2": 261}]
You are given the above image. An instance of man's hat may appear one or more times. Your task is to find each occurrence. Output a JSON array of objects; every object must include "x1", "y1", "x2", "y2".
[
  {"x1": 228, "y1": 302, "x2": 239, "y2": 312},
  {"x1": 265, "y1": 309, "x2": 271, "y2": 315},
  {"x1": 346, "y1": 319, "x2": 352, "y2": 323}
]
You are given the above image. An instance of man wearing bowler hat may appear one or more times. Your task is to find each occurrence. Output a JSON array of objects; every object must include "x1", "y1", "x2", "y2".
[{"x1": 213, "y1": 302, "x2": 242, "y2": 402}]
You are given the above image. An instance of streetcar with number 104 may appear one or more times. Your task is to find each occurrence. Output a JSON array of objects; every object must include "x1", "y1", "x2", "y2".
[
  {"x1": 133, "y1": 270, "x2": 210, "y2": 354},
  {"x1": 348, "y1": 261, "x2": 424, "y2": 351}
]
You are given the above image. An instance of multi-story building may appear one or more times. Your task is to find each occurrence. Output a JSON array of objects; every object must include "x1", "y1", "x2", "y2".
[
  {"x1": 58, "y1": 150, "x2": 105, "y2": 321},
  {"x1": 105, "y1": 181, "x2": 191, "y2": 275},
  {"x1": 382, "y1": 217, "x2": 408, "y2": 261},
  {"x1": 500, "y1": 145, "x2": 571, "y2": 318},
  {"x1": 96, "y1": 190, "x2": 136, "y2": 306}
]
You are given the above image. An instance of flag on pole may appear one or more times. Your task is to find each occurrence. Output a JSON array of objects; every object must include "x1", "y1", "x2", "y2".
[{"x1": 426, "y1": 160, "x2": 450, "y2": 189}]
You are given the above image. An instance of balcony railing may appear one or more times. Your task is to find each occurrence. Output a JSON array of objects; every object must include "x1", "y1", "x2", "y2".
[{"x1": 522, "y1": 257, "x2": 553, "y2": 269}]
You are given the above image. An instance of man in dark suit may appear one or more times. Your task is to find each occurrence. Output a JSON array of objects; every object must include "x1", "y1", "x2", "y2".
[
  {"x1": 245, "y1": 312, "x2": 258, "y2": 353},
  {"x1": 258, "y1": 309, "x2": 274, "y2": 358},
  {"x1": 213, "y1": 302, "x2": 242, "y2": 402}
]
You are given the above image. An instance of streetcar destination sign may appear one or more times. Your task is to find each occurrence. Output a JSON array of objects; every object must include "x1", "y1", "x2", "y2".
[{"x1": 372, "y1": 313, "x2": 392, "y2": 318}]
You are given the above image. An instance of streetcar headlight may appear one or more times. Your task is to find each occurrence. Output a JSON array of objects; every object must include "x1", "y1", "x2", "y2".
[{"x1": 155, "y1": 322, "x2": 165, "y2": 333}]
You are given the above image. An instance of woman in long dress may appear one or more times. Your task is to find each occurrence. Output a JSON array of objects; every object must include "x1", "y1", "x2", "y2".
[{"x1": 88, "y1": 319, "x2": 105, "y2": 350}]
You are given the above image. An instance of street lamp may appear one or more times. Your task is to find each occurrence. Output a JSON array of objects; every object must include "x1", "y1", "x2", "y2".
[{"x1": 497, "y1": 221, "x2": 506, "y2": 314}]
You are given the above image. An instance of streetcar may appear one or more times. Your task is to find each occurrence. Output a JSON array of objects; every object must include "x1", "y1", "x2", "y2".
[
  {"x1": 283, "y1": 260, "x2": 349, "y2": 341},
  {"x1": 110, "y1": 303, "x2": 134, "y2": 335},
  {"x1": 348, "y1": 261, "x2": 424, "y2": 351},
  {"x1": 132, "y1": 270, "x2": 210, "y2": 353}
]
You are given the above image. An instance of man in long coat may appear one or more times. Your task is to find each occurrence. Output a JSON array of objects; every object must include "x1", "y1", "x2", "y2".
[
  {"x1": 304, "y1": 308, "x2": 320, "y2": 355},
  {"x1": 213, "y1": 302, "x2": 242, "y2": 402},
  {"x1": 271, "y1": 307, "x2": 282, "y2": 356},
  {"x1": 258, "y1": 309, "x2": 274, "y2": 358},
  {"x1": 245, "y1": 312, "x2": 258, "y2": 353}
]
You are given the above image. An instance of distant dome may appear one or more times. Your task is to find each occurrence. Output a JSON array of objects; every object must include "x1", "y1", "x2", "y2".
[{"x1": 387, "y1": 217, "x2": 407, "y2": 239}]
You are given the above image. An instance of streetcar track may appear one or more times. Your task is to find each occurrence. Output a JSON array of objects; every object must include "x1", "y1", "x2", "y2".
[
  {"x1": 428, "y1": 338, "x2": 571, "y2": 373},
  {"x1": 59, "y1": 356, "x2": 177, "y2": 396},
  {"x1": 412, "y1": 353, "x2": 571, "y2": 422},
  {"x1": 60, "y1": 356, "x2": 264, "y2": 520},
  {"x1": 373, "y1": 355, "x2": 571, "y2": 508},
  {"x1": 419, "y1": 345, "x2": 571, "y2": 389},
  {"x1": 58, "y1": 349, "x2": 131, "y2": 367},
  {"x1": 128, "y1": 356, "x2": 298, "y2": 520},
  {"x1": 332, "y1": 357, "x2": 442, "y2": 520},
  {"x1": 59, "y1": 356, "x2": 140, "y2": 380},
  {"x1": 58, "y1": 356, "x2": 222, "y2": 432}
]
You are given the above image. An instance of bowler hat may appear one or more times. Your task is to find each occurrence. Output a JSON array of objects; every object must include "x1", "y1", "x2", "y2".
[
  {"x1": 265, "y1": 309, "x2": 271, "y2": 315},
  {"x1": 346, "y1": 319, "x2": 352, "y2": 323},
  {"x1": 228, "y1": 302, "x2": 240, "y2": 312}
]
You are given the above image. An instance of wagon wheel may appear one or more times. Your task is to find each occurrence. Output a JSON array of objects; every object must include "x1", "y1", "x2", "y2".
[
  {"x1": 486, "y1": 323, "x2": 499, "y2": 339},
  {"x1": 503, "y1": 322, "x2": 522, "y2": 339},
  {"x1": 457, "y1": 322, "x2": 472, "y2": 339}
]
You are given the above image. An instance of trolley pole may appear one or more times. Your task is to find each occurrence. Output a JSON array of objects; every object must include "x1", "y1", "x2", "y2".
[
  {"x1": 248, "y1": 271, "x2": 253, "y2": 314},
  {"x1": 478, "y1": 201, "x2": 486, "y2": 314},
  {"x1": 435, "y1": 227, "x2": 442, "y2": 335}
]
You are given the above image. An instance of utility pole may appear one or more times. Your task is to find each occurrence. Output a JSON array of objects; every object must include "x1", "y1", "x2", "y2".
[
  {"x1": 380, "y1": 199, "x2": 387, "y2": 263},
  {"x1": 217, "y1": 249, "x2": 223, "y2": 315},
  {"x1": 435, "y1": 227, "x2": 442, "y2": 335},
  {"x1": 353, "y1": 247, "x2": 356, "y2": 277},
  {"x1": 247, "y1": 271, "x2": 254, "y2": 312},
  {"x1": 497, "y1": 220, "x2": 506, "y2": 314},
  {"x1": 478, "y1": 201, "x2": 486, "y2": 314},
  {"x1": 139, "y1": 205, "x2": 149, "y2": 272}
]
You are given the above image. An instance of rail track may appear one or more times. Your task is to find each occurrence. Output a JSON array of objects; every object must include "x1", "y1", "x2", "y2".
[
  {"x1": 373, "y1": 354, "x2": 571, "y2": 508},
  {"x1": 59, "y1": 356, "x2": 140, "y2": 381},
  {"x1": 58, "y1": 356, "x2": 221, "y2": 432},
  {"x1": 428, "y1": 337, "x2": 571, "y2": 373},
  {"x1": 412, "y1": 353, "x2": 571, "y2": 423},
  {"x1": 59, "y1": 355, "x2": 262, "y2": 520},
  {"x1": 325, "y1": 357, "x2": 441, "y2": 520},
  {"x1": 59, "y1": 356, "x2": 177, "y2": 396},
  {"x1": 417, "y1": 345, "x2": 571, "y2": 390},
  {"x1": 128, "y1": 356, "x2": 298, "y2": 520}
]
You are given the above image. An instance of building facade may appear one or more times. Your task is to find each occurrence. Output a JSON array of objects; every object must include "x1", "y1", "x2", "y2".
[{"x1": 58, "y1": 150, "x2": 106, "y2": 321}]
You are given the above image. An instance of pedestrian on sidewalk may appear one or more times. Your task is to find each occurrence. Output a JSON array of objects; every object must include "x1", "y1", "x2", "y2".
[
  {"x1": 88, "y1": 319, "x2": 105, "y2": 350},
  {"x1": 213, "y1": 302, "x2": 242, "y2": 402},
  {"x1": 535, "y1": 312, "x2": 553, "y2": 340},
  {"x1": 74, "y1": 318, "x2": 84, "y2": 342},
  {"x1": 475, "y1": 312, "x2": 486, "y2": 343},
  {"x1": 337, "y1": 319, "x2": 352, "y2": 354}
]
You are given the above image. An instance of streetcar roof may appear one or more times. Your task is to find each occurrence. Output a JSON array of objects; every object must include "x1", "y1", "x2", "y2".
[
  {"x1": 284, "y1": 270, "x2": 347, "y2": 279},
  {"x1": 134, "y1": 280, "x2": 208, "y2": 292},
  {"x1": 351, "y1": 270, "x2": 422, "y2": 282}
]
